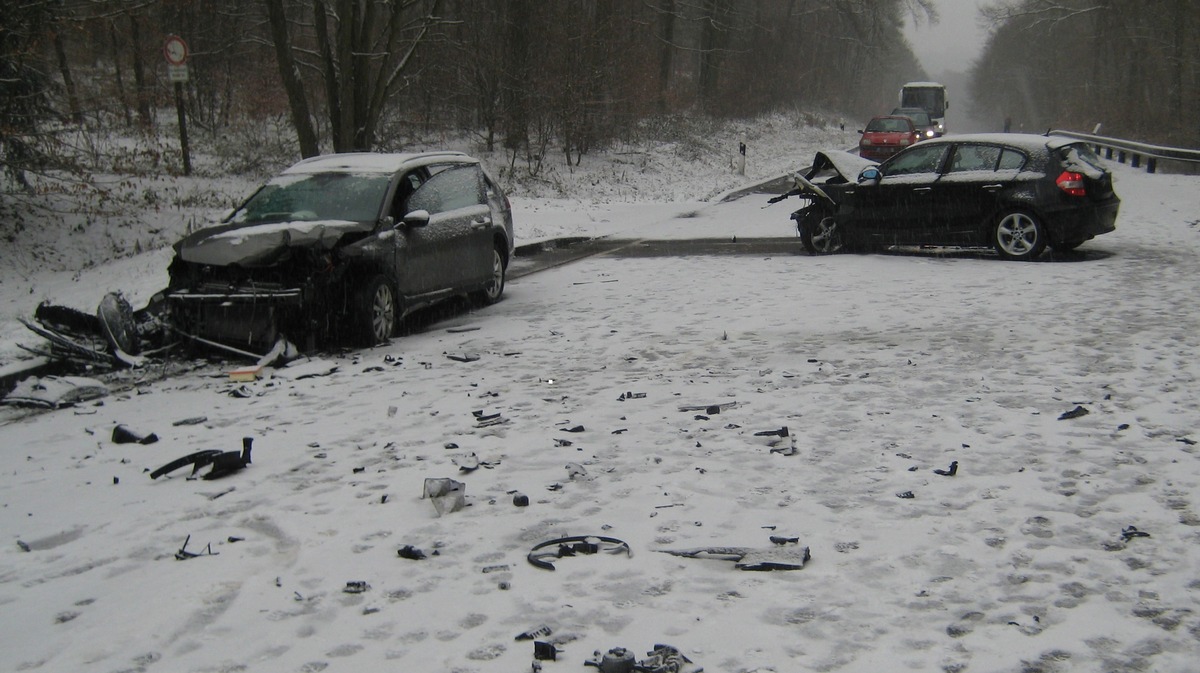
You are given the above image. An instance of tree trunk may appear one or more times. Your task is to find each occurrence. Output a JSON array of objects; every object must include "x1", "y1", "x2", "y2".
[
  {"x1": 264, "y1": 0, "x2": 320, "y2": 157},
  {"x1": 129, "y1": 14, "x2": 152, "y2": 128},
  {"x1": 53, "y1": 24, "x2": 83, "y2": 125},
  {"x1": 109, "y1": 20, "x2": 132, "y2": 127}
]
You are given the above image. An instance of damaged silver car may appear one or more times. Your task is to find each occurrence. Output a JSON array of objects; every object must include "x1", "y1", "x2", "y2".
[{"x1": 165, "y1": 152, "x2": 514, "y2": 353}]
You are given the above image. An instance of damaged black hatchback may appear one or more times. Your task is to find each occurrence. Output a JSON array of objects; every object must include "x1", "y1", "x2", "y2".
[{"x1": 165, "y1": 152, "x2": 514, "y2": 354}]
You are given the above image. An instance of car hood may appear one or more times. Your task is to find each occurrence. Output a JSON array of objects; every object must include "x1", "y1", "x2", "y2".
[
  {"x1": 805, "y1": 150, "x2": 878, "y2": 184},
  {"x1": 174, "y1": 218, "x2": 371, "y2": 267}
]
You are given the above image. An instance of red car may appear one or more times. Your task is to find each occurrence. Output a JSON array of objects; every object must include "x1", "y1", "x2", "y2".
[{"x1": 858, "y1": 115, "x2": 919, "y2": 161}]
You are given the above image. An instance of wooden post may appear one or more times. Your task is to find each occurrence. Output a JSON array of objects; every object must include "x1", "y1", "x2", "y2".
[{"x1": 174, "y1": 81, "x2": 191, "y2": 176}]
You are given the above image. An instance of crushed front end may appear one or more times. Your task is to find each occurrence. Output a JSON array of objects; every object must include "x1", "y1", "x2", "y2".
[{"x1": 164, "y1": 242, "x2": 349, "y2": 354}]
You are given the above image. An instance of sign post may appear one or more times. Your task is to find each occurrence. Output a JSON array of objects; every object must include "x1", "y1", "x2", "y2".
[{"x1": 163, "y1": 35, "x2": 192, "y2": 176}]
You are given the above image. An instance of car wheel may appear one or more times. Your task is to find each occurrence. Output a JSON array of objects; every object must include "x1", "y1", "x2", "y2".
[
  {"x1": 354, "y1": 274, "x2": 396, "y2": 346},
  {"x1": 472, "y1": 246, "x2": 506, "y2": 305},
  {"x1": 800, "y1": 215, "x2": 843, "y2": 255},
  {"x1": 993, "y1": 210, "x2": 1047, "y2": 261}
]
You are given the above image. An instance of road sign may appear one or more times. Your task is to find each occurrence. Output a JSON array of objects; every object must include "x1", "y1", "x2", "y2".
[{"x1": 163, "y1": 35, "x2": 189, "y2": 66}]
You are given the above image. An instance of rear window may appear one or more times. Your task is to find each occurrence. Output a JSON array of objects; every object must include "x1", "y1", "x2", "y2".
[{"x1": 1058, "y1": 143, "x2": 1109, "y2": 178}]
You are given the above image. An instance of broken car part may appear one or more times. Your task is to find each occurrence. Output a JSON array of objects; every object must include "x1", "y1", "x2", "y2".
[
  {"x1": 112, "y1": 424, "x2": 158, "y2": 445},
  {"x1": 149, "y1": 438, "x2": 253, "y2": 480},
  {"x1": 656, "y1": 543, "x2": 810, "y2": 571},
  {"x1": 175, "y1": 534, "x2": 217, "y2": 560},
  {"x1": 422, "y1": 477, "x2": 466, "y2": 516},
  {"x1": 526, "y1": 535, "x2": 632, "y2": 571}
]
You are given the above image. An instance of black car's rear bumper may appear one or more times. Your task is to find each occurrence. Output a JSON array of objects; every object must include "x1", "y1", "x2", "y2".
[{"x1": 1045, "y1": 198, "x2": 1119, "y2": 244}]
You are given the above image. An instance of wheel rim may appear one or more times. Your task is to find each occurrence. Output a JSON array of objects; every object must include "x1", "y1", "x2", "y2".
[
  {"x1": 811, "y1": 217, "x2": 841, "y2": 253},
  {"x1": 996, "y1": 213, "x2": 1039, "y2": 256},
  {"x1": 370, "y1": 283, "x2": 395, "y2": 341},
  {"x1": 483, "y1": 249, "x2": 504, "y2": 301}
]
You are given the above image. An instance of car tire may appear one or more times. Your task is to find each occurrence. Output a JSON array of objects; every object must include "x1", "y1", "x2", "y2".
[
  {"x1": 354, "y1": 274, "x2": 396, "y2": 346},
  {"x1": 800, "y1": 215, "x2": 843, "y2": 255},
  {"x1": 993, "y1": 210, "x2": 1047, "y2": 261},
  {"x1": 472, "y1": 246, "x2": 506, "y2": 305}
]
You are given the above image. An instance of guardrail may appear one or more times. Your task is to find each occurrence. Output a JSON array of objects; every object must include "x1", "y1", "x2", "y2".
[{"x1": 1049, "y1": 130, "x2": 1200, "y2": 174}]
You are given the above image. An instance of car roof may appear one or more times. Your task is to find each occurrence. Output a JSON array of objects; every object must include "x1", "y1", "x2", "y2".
[
  {"x1": 283, "y1": 151, "x2": 475, "y2": 175},
  {"x1": 917, "y1": 133, "x2": 1078, "y2": 152}
]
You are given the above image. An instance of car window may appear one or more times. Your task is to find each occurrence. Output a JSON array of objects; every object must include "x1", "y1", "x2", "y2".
[
  {"x1": 406, "y1": 165, "x2": 485, "y2": 216},
  {"x1": 391, "y1": 171, "x2": 425, "y2": 219},
  {"x1": 998, "y1": 149, "x2": 1026, "y2": 170},
  {"x1": 866, "y1": 118, "x2": 912, "y2": 133},
  {"x1": 1058, "y1": 143, "x2": 1108, "y2": 177},
  {"x1": 881, "y1": 144, "x2": 948, "y2": 177},
  {"x1": 947, "y1": 144, "x2": 1001, "y2": 173}
]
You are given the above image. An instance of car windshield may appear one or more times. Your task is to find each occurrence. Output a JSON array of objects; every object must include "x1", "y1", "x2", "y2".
[
  {"x1": 232, "y1": 173, "x2": 391, "y2": 224},
  {"x1": 866, "y1": 118, "x2": 911, "y2": 133}
]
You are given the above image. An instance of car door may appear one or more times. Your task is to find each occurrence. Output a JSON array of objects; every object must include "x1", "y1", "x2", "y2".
[
  {"x1": 399, "y1": 163, "x2": 492, "y2": 296},
  {"x1": 845, "y1": 143, "x2": 949, "y2": 246},
  {"x1": 931, "y1": 144, "x2": 1024, "y2": 244}
]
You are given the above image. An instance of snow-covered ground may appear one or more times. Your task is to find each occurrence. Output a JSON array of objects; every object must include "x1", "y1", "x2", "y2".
[{"x1": 2, "y1": 122, "x2": 1200, "y2": 673}]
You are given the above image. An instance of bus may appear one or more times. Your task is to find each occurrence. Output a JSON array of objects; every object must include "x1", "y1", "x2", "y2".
[{"x1": 899, "y1": 82, "x2": 948, "y2": 136}]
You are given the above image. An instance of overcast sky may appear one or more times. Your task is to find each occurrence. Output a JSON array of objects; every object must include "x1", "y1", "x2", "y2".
[{"x1": 903, "y1": 0, "x2": 989, "y2": 78}]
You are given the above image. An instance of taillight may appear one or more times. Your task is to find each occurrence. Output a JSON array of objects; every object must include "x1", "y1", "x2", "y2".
[{"x1": 1056, "y1": 171, "x2": 1086, "y2": 196}]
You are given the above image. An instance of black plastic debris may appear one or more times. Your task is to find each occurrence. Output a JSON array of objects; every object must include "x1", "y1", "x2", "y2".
[
  {"x1": 585, "y1": 647, "x2": 636, "y2": 672},
  {"x1": 897, "y1": 491, "x2": 915, "y2": 499},
  {"x1": 202, "y1": 438, "x2": 254, "y2": 480},
  {"x1": 933, "y1": 461, "x2": 958, "y2": 476},
  {"x1": 1121, "y1": 526, "x2": 1151, "y2": 542},
  {"x1": 149, "y1": 438, "x2": 253, "y2": 480},
  {"x1": 110, "y1": 422, "x2": 157, "y2": 443},
  {"x1": 175, "y1": 534, "x2": 217, "y2": 560},
  {"x1": 754, "y1": 426, "x2": 789, "y2": 437},
  {"x1": 769, "y1": 535, "x2": 799, "y2": 545},
  {"x1": 527, "y1": 535, "x2": 632, "y2": 571},
  {"x1": 397, "y1": 545, "x2": 428, "y2": 560},
  {"x1": 343, "y1": 580, "x2": 369, "y2": 594},
  {"x1": 533, "y1": 641, "x2": 558, "y2": 661},
  {"x1": 561, "y1": 425, "x2": 586, "y2": 433},
  {"x1": 586, "y1": 645, "x2": 701, "y2": 673},
  {"x1": 516, "y1": 624, "x2": 552, "y2": 641},
  {"x1": 1058, "y1": 405, "x2": 1090, "y2": 420}
]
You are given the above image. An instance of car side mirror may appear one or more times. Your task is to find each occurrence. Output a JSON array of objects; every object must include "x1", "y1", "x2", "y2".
[
  {"x1": 402, "y1": 209, "x2": 431, "y2": 227},
  {"x1": 858, "y1": 167, "x2": 882, "y2": 183}
]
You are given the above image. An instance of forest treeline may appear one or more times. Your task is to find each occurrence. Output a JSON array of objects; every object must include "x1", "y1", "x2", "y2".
[
  {"x1": 971, "y1": 0, "x2": 1198, "y2": 146},
  {"x1": 5, "y1": 0, "x2": 931, "y2": 183},
  {"x1": 1, "y1": 0, "x2": 1196, "y2": 199}
]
